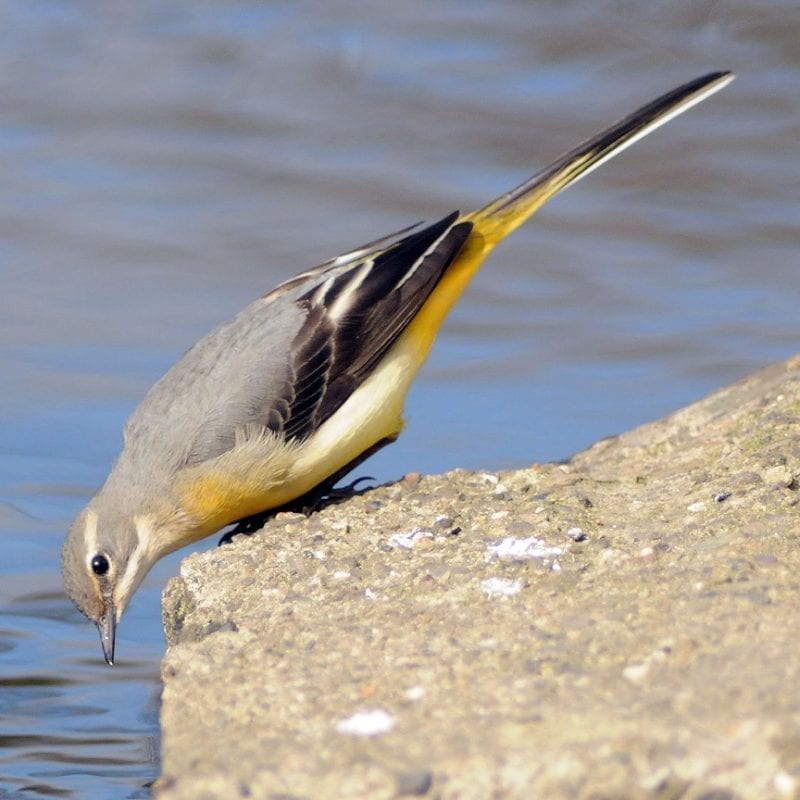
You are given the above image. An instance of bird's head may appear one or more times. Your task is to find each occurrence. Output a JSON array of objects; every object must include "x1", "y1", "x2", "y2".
[{"x1": 61, "y1": 504, "x2": 163, "y2": 665}]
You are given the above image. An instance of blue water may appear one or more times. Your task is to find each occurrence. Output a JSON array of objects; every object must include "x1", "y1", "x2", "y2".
[{"x1": 1, "y1": 1, "x2": 798, "y2": 796}]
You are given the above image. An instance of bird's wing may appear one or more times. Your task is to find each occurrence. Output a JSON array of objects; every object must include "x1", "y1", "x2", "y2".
[
  {"x1": 127, "y1": 211, "x2": 472, "y2": 470},
  {"x1": 259, "y1": 219, "x2": 429, "y2": 304},
  {"x1": 267, "y1": 210, "x2": 472, "y2": 442}
]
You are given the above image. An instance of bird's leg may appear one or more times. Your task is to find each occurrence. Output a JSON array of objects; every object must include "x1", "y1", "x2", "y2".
[
  {"x1": 218, "y1": 436, "x2": 397, "y2": 546},
  {"x1": 317, "y1": 475, "x2": 376, "y2": 501},
  {"x1": 218, "y1": 511, "x2": 273, "y2": 544}
]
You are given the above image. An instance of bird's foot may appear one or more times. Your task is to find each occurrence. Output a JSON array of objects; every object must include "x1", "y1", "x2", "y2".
[
  {"x1": 217, "y1": 476, "x2": 377, "y2": 546},
  {"x1": 315, "y1": 475, "x2": 376, "y2": 505},
  {"x1": 217, "y1": 511, "x2": 272, "y2": 545},
  {"x1": 281, "y1": 475, "x2": 377, "y2": 516}
]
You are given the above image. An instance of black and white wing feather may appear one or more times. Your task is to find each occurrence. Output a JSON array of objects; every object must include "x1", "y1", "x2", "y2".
[{"x1": 269, "y1": 211, "x2": 472, "y2": 441}]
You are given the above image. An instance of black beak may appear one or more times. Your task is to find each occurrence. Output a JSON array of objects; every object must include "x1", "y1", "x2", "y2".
[{"x1": 97, "y1": 602, "x2": 116, "y2": 666}]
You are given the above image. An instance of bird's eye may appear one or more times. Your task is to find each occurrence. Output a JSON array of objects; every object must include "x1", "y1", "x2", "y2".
[{"x1": 90, "y1": 554, "x2": 110, "y2": 576}]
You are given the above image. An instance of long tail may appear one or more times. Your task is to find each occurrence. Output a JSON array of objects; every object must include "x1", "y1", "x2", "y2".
[
  {"x1": 466, "y1": 70, "x2": 734, "y2": 249},
  {"x1": 408, "y1": 71, "x2": 733, "y2": 349},
  {"x1": 416, "y1": 72, "x2": 734, "y2": 348}
]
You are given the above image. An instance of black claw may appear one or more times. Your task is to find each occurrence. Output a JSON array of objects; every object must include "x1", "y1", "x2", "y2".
[
  {"x1": 325, "y1": 475, "x2": 376, "y2": 500},
  {"x1": 217, "y1": 528, "x2": 238, "y2": 547},
  {"x1": 217, "y1": 512, "x2": 271, "y2": 546}
]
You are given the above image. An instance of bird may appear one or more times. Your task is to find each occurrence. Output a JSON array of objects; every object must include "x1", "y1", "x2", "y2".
[{"x1": 62, "y1": 71, "x2": 733, "y2": 664}]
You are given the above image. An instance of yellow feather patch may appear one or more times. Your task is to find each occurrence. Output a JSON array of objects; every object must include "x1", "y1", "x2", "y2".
[{"x1": 175, "y1": 429, "x2": 304, "y2": 537}]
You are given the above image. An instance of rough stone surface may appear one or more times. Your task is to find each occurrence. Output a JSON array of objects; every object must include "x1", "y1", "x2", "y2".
[{"x1": 155, "y1": 356, "x2": 800, "y2": 800}]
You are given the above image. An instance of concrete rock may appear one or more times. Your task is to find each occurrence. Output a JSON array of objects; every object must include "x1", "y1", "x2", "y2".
[{"x1": 156, "y1": 356, "x2": 800, "y2": 800}]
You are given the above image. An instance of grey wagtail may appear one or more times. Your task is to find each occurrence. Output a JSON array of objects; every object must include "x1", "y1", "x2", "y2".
[{"x1": 62, "y1": 72, "x2": 733, "y2": 664}]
